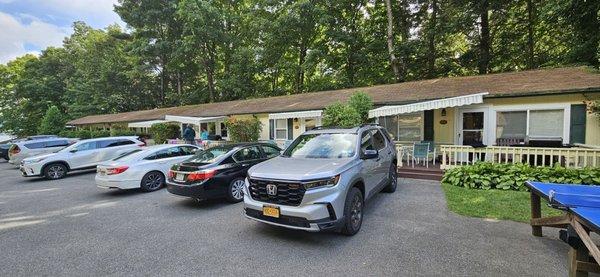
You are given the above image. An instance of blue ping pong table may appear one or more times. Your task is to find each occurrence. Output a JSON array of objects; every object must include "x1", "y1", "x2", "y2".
[{"x1": 526, "y1": 181, "x2": 600, "y2": 277}]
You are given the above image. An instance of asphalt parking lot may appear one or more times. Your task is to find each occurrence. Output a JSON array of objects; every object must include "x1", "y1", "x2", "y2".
[{"x1": 0, "y1": 161, "x2": 570, "y2": 276}]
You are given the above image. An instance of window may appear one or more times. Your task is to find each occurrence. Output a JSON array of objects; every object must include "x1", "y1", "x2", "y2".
[
  {"x1": 529, "y1": 110, "x2": 564, "y2": 137},
  {"x1": 261, "y1": 145, "x2": 281, "y2": 158},
  {"x1": 283, "y1": 133, "x2": 357, "y2": 159},
  {"x1": 360, "y1": 132, "x2": 374, "y2": 152},
  {"x1": 233, "y1": 146, "x2": 262, "y2": 161},
  {"x1": 24, "y1": 142, "x2": 46, "y2": 149},
  {"x1": 275, "y1": 119, "x2": 287, "y2": 140},
  {"x1": 370, "y1": 130, "x2": 386, "y2": 150},
  {"x1": 114, "y1": 149, "x2": 144, "y2": 161},
  {"x1": 45, "y1": 140, "x2": 70, "y2": 148},
  {"x1": 494, "y1": 108, "x2": 566, "y2": 144},
  {"x1": 73, "y1": 141, "x2": 97, "y2": 152},
  {"x1": 378, "y1": 112, "x2": 423, "y2": 142},
  {"x1": 179, "y1": 146, "x2": 198, "y2": 155},
  {"x1": 98, "y1": 139, "x2": 135, "y2": 148},
  {"x1": 146, "y1": 147, "x2": 182, "y2": 160},
  {"x1": 185, "y1": 146, "x2": 232, "y2": 164},
  {"x1": 496, "y1": 111, "x2": 527, "y2": 140}
]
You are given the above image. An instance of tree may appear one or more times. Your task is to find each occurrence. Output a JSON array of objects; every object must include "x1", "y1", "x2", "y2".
[
  {"x1": 322, "y1": 92, "x2": 373, "y2": 128},
  {"x1": 149, "y1": 123, "x2": 180, "y2": 144},
  {"x1": 384, "y1": 0, "x2": 401, "y2": 81},
  {"x1": 38, "y1": 106, "x2": 68, "y2": 135}
]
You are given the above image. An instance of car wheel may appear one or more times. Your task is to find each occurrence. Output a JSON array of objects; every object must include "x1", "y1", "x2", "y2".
[
  {"x1": 226, "y1": 178, "x2": 245, "y2": 203},
  {"x1": 341, "y1": 187, "x2": 363, "y2": 236},
  {"x1": 140, "y1": 171, "x2": 165, "y2": 192},
  {"x1": 382, "y1": 163, "x2": 397, "y2": 193},
  {"x1": 44, "y1": 163, "x2": 68, "y2": 180}
]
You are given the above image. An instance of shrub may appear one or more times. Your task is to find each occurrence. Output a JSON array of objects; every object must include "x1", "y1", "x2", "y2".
[
  {"x1": 149, "y1": 123, "x2": 180, "y2": 144},
  {"x1": 225, "y1": 117, "x2": 262, "y2": 142},
  {"x1": 38, "y1": 106, "x2": 68, "y2": 135},
  {"x1": 348, "y1": 92, "x2": 373, "y2": 124},
  {"x1": 442, "y1": 162, "x2": 600, "y2": 191},
  {"x1": 322, "y1": 92, "x2": 372, "y2": 128},
  {"x1": 110, "y1": 126, "x2": 136, "y2": 136}
]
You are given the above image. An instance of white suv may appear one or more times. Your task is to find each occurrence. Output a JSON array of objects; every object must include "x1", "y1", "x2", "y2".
[
  {"x1": 8, "y1": 138, "x2": 76, "y2": 167},
  {"x1": 20, "y1": 136, "x2": 145, "y2": 180}
]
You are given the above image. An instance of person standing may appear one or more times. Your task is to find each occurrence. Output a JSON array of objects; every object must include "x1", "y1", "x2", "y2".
[
  {"x1": 183, "y1": 125, "x2": 196, "y2": 145},
  {"x1": 200, "y1": 128, "x2": 209, "y2": 141}
]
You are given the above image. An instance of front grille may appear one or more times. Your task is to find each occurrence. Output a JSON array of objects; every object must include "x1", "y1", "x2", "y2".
[
  {"x1": 245, "y1": 208, "x2": 310, "y2": 228},
  {"x1": 248, "y1": 178, "x2": 306, "y2": 206}
]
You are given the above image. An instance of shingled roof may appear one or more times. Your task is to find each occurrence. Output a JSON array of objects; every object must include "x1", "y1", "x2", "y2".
[{"x1": 68, "y1": 66, "x2": 600, "y2": 125}]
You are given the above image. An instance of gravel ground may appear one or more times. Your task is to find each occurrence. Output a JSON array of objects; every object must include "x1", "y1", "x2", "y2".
[{"x1": 0, "y1": 161, "x2": 569, "y2": 276}]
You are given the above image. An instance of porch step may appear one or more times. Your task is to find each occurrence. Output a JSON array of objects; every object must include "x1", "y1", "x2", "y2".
[{"x1": 397, "y1": 166, "x2": 444, "y2": 181}]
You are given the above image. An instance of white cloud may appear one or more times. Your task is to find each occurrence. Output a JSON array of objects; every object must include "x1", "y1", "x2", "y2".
[{"x1": 0, "y1": 12, "x2": 70, "y2": 64}]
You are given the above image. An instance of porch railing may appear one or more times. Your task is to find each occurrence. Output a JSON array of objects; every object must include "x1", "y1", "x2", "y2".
[{"x1": 440, "y1": 145, "x2": 600, "y2": 170}]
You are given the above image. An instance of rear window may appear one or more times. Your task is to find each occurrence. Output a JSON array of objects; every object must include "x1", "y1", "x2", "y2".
[
  {"x1": 113, "y1": 149, "x2": 144, "y2": 161},
  {"x1": 185, "y1": 146, "x2": 231, "y2": 164}
]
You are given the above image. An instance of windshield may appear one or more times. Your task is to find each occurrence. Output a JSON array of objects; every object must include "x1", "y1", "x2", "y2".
[
  {"x1": 184, "y1": 146, "x2": 231, "y2": 164},
  {"x1": 283, "y1": 133, "x2": 357, "y2": 159},
  {"x1": 113, "y1": 149, "x2": 144, "y2": 161}
]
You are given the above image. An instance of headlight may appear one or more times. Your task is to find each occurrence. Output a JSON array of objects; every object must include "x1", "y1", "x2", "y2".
[{"x1": 304, "y1": 175, "x2": 340, "y2": 190}]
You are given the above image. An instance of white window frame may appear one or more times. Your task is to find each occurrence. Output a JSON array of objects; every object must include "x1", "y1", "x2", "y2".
[
  {"x1": 274, "y1": 119, "x2": 288, "y2": 140},
  {"x1": 490, "y1": 103, "x2": 571, "y2": 144}
]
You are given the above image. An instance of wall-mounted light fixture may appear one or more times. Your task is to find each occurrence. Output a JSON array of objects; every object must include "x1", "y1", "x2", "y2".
[{"x1": 441, "y1": 108, "x2": 447, "y2": 117}]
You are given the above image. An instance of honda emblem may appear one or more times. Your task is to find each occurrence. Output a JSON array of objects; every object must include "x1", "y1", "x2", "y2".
[{"x1": 266, "y1": 184, "x2": 277, "y2": 196}]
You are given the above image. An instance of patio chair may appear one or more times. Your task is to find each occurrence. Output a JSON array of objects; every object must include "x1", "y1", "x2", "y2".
[
  {"x1": 411, "y1": 142, "x2": 433, "y2": 168},
  {"x1": 421, "y1": 140, "x2": 437, "y2": 165}
]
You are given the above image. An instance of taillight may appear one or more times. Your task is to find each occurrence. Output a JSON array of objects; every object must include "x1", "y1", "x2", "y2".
[
  {"x1": 106, "y1": 166, "x2": 129, "y2": 175},
  {"x1": 187, "y1": 169, "x2": 216, "y2": 181}
]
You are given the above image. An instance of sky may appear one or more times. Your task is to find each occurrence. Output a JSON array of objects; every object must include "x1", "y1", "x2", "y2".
[{"x1": 0, "y1": 0, "x2": 124, "y2": 64}]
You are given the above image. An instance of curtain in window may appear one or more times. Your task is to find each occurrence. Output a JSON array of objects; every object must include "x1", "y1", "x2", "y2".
[
  {"x1": 496, "y1": 111, "x2": 527, "y2": 139},
  {"x1": 529, "y1": 110, "x2": 564, "y2": 137}
]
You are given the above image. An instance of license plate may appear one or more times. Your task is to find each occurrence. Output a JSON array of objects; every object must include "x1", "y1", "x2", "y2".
[
  {"x1": 175, "y1": 173, "x2": 185, "y2": 181},
  {"x1": 262, "y1": 205, "x2": 280, "y2": 218}
]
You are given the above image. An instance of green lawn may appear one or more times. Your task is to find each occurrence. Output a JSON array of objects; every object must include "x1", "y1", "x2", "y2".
[{"x1": 441, "y1": 183, "x2": 563, "y2": 223}]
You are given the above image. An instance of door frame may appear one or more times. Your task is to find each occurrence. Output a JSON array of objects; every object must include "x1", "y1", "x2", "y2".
[{"x1": 454, "y1": 106, "x2": 492, "y2": 146}]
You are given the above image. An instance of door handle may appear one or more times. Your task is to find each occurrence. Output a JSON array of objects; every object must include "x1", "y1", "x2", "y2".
[{"x1": 241, "y1": 163, "x2": 250, "y2": 167}]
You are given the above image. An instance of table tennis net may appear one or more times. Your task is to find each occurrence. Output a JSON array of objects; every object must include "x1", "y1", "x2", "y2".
[{"x1": 548, "y1": 190, "x2": 600, "y2": 209}]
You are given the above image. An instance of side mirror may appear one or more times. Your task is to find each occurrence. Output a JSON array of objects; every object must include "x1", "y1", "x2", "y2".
[{"x1": 362, "y1": 149, "x2": 378, "y2": 159}]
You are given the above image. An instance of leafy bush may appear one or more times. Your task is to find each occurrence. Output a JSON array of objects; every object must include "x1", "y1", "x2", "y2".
[
  {"x1": 348, "y1": 92, "x2": 374, "y2": 124},
  {"x1": 225, "y1": 117, "x2": 262, "y2": 142},
  {"x1": 110, "y1": 126, "x2": 136, "y2": 136},
  {"x1": 38, "y1": 106, "x2": 68, "y2": 135},
  {"x1": 322, "y1": 92, "x2": 372, "y2": 128},
  {"x1": 149, "y1": 123, "x2": 180, "y2": 144},
  {"x1": 442, "y1": 162, "x2": 600, "y2": 191}
]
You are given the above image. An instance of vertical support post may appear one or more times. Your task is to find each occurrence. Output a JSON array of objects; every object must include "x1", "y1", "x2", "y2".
[
  {"x1": 568, "y1": 247, "x2": 590, "y2": 277},
  {"x1": 531, "y1": 191, "x2": 542, "y2": 237}
]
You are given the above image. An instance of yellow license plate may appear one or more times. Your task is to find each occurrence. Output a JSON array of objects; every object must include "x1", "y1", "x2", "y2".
[{"x1": 262, "y1": 206, "x2": 280, "y2": 218}]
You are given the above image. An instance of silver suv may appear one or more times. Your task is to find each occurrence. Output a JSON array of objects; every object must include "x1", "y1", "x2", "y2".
[{"x1": 244, "y1": 125, "x2": 397, "y2": 235}]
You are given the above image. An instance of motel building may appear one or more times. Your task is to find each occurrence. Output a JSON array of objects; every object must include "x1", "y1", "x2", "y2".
[{"x1": 68, "y1": 67, "x2": 600, "y2": 178}]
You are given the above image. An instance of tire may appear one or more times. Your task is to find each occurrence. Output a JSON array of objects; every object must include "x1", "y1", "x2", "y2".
[
  {"x1": 382, "y1": 163, "x2": 397, "y2": 193},
  {"x1": 43, "y1": 163, "x2": 68, "y2": 180},
  {"x1": 140, "y1": 171, "x2": 165, "y2": 192},
  {"x1": 340, "y1": 187, "x2": 364, "y2": 236},
  {"x1": 226, "y1": 177, "x2": 245, "y2": 203}
]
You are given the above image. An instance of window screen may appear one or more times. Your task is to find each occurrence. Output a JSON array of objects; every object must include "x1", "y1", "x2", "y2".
[
  {"x1": 496, "y1": 111, "x2": 527, "y2": 139},
  {"x1": 529, "y1": 110, "x2": 564, "y2": 137}
]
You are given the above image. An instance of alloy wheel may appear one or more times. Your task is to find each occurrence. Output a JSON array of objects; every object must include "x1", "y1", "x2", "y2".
[
  {"x1": 231, "y1": 179, "x2": 245, "y2": 200},
  {"x1": 144, "y1": 173, "x2": 163, "y2": 190},
  {"x1": 48, "y1": 165, "x2": 65, "y2": 179},
  {"x1": 350, "y1": 195, "x2": 362, "y2": 230}
]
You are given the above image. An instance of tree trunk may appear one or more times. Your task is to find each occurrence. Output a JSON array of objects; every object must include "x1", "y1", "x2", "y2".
[
  {"x1": 384, "y1": 0, "x2": 401, "y2": 82},
  {"x1": 296, "y1": 42, "x2": 307, "y2": 93},
  {"x1": 478, "y1": 0, "x2": 491, "y2": 74},
  {"x1": 204, "y1": 43, "x2": 216, "y2": 103},
  {"x1": 427, "y1": 0, "x2": 438, "y2": 78},
  {"x1": 526, "y1": 0, "x2": 536, "y2": 69}
]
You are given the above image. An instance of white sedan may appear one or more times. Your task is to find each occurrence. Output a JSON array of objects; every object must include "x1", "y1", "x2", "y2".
[{"x1": 96, "y1": 144, "x2": 200, "y2": 192}]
